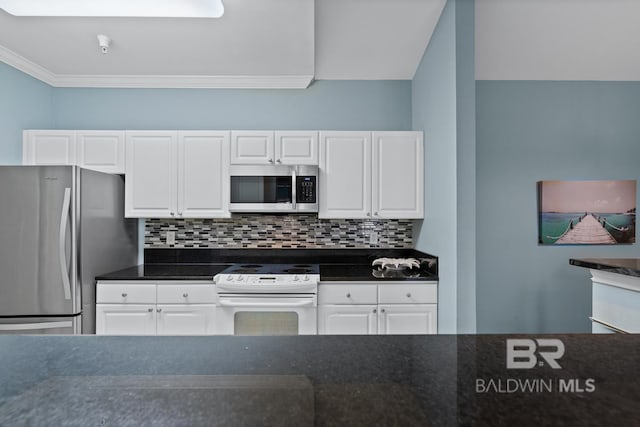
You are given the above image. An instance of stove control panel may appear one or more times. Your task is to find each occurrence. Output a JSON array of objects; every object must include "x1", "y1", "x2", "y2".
[{"x1": 215, "y1": 273, "x2": 320, "y2": 293}]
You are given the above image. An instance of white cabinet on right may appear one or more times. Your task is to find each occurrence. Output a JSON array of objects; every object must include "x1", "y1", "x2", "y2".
[
  {"x1": 319, "y1": 131, "x2": 423, "y2": 219},
  {"x1": 318, "y1": 282, "x2": 437, "y2": 335}
]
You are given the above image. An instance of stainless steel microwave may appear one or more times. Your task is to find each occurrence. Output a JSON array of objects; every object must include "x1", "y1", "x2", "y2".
[{"x1": 229, "y1": 165, "x2": 318, "y2": 213}]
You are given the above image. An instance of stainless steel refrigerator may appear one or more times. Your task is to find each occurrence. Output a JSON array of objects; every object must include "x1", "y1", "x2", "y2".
[{"x1": 0, "y1": 166, "x2": 138, "y2": 334}]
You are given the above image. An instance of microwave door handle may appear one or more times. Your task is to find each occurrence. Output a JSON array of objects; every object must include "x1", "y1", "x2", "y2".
[
  {"x1": 219, "y1": 299, "x2": 314, "y2": 308},
  {"x1": 291, "y1": 166, "x2": 297, "y2": 210}
]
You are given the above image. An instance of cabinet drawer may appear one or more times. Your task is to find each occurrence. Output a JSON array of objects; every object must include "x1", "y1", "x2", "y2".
[
  {"x1": 378, "y1": 284, "x2": 437, "y2": 304},
  {"x1": 157, "y1": 284, "x2": 216, "y2": 304},
  {"x1": 592, "y1": 283, "x2": 640, "y2": 333},
  {"x1": 97, "y1": 284, "x2": 156, "y2": 304},
  {"x1": 319, "y1": 284, "x2": 377, "y2": 305}
]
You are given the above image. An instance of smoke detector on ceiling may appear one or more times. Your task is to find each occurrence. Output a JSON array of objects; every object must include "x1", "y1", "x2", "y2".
[{"x1": 97, "y1": 34, "x2": 111, "y2": 54}]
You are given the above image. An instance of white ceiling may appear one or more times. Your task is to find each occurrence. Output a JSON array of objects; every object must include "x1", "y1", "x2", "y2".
[
  {"x1": 0, "y1": 0, "x2": 444, "y2": 88},
  {"x1": 476, "y1": 0, "x2": 640, "y2": 81},
  {"x1": 4, "y1": 0, "x2": 636, "y2": 88}
]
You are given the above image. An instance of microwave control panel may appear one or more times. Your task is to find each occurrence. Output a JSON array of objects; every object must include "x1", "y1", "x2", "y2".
[{"x1": 296, "y1": 176, "x2": 316, "y2": 203}]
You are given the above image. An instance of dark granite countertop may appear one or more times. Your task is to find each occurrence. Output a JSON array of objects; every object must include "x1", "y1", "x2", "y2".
[
  {"x1": 570, "y1": 258, "x2": 640, "y2": 278},
  {"x1": 2, "y1": 334, "x2": 639, "y2": 425},
  {"x1": 96, "y1": 264, "x2": 231, "y2": 281},
  {"x1": 96, "y1": 248, "x2": 439, "y2": 282}
]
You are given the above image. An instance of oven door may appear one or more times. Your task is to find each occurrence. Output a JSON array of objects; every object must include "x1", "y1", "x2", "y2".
[{"x1": 217, "y1": 294, "x2": 317, "y2": 336}]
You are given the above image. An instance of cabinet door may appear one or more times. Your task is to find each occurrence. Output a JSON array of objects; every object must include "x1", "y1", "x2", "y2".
[
  {"x1": 275, "y1": 131, "x2": 318, "y2": 165},
  {"x1": 156, "y1": 304, "x2": 216, "y2": 335},
  {"x1": 96, "y1": 304, "x2": 156, "y2": 335},
  {"x1": 319, "y1": 131, "x2": 371, "y2": 219},
  {"x1": 125, "y1": 131, "x2": 177, "y2": 218},
  {"x1": 372, "y1": 132, "x2": 424, "y2": 219},
  {"x1": 178, "y1": 131, "x2": 230, "y2": 218},
  {"x1": 318, "y1": 305, "x2": 377, "y2": 335},
  {"x1": 23, "y1": 130, "x2": 76, "y2": 165},
  {"x1": 76, "y1": 131, "x2": 125, "y2": 174},
  {"x1": 378, "y1": 304, "x2": 437, "y2": 335},
  {"x1": 230, "y1": 131, "x2": 274, "y2": 164}
]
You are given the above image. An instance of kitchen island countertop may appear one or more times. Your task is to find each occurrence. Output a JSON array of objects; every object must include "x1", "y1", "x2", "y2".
[
  {"x1": 1, "y1": 334, "x2": 638, "y2": 425},
  {"x1": 570, "y1": 258, "x2": 640, "y2": 278}
]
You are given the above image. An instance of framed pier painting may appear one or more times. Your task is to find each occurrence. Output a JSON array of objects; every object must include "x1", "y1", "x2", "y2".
[{"x1": 537, "y1": 180, "x2": 636, "y2": 245}]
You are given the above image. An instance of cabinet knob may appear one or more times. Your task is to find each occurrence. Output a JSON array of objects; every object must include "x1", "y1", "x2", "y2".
[
  {"x1": 276, "y1": 159, "x2": 282, "y2": 164},
  {"x1": 148, "y1": 308, "x2": 153, "y2": 312},
  {"x1": 268, "y1": 158, "x2": 274, "y2": 163},
  {"x1": 374, "y1": 212, "x2": 378, "y2": 216},
  {"x1": 182, "y1": 293, "x2": 189, "y2": 298},
  {"x1": 156, "y1": 308, "x2": 162, "y2": 312},
  {"x1": 366, "y1": 212, "x2": 371, "y2": 217},
  {"x1": 381, "y1": 308, "x2": 386, "y2": 313},
  {"x1": 121, "y1": 293, "x2": 127, "y2": 297},
  {"x1": 406, "y1": 293, "x2": 412, "y2": 298},
  {"x1": 170, "y1": 212, "x2": 175, "y2": 216},
  {"x1": 178, "y1": 212, "x2": 183, "y2": 217},
  {"x1": 346, "y1": 293, "x2": 351, "y2": 298},
  {"x1": 373, "y1": 308, "x2": 377, "y2": 314}
]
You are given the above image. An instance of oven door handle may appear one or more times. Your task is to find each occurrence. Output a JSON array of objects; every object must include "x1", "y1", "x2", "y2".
[{"x1": 218, "y1": 298, "x2": 314, "y2": 308}]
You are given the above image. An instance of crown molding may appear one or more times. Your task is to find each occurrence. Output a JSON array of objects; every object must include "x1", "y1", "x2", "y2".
[
  {"x1": 1, "y1": 44, "x2": 313, "y2": 89},
  {"x1": 0, "y1": 44, "x2": 57, "y2": 86},
  {"x1": 53, "y1": 74, "x2": 315, "y2": 89}
]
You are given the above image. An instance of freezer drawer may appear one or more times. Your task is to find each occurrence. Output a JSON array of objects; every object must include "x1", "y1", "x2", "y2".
[{"x1": 0, "y1": 316, "x2": 80, "y2": 335}]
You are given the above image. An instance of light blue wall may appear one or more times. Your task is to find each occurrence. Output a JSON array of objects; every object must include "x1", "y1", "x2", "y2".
[
  {"x1": 412, "y1": 0, "x2": 458, "y2": 333},
  {"x1": 412, "y1": 0, "x2": 476, "y2": 334},
  {"x1": 52, "y1": 81, "x2": 411, "y2": 130},
  {"x1": 476, "y1": 81, "x2": 640, "y2": 333},
  {"x1": 0, "y1": 63, "x2": 54, "y2": 164},
  {"x1": 453, "y1": 0, "x2": 476, "y2": 334}
]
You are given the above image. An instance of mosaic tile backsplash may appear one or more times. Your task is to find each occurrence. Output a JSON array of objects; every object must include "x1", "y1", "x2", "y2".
[{"x1": 145, "y1": 215, "x2": 413, "y2": 248}]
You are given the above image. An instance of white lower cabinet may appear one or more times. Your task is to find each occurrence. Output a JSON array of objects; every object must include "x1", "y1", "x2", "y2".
[
  {"x1": 318, "y1": 305, "x2": 378, "y2": 335},
  {"x1": 318, "y1": 282, "x2": 438, "y2": 335},
  {"x1": 95, "y1": 304, "x2": 156, "y2": 335},
  {"x1": 96, "y1": 281, "x2": 216, "y2": 335}
]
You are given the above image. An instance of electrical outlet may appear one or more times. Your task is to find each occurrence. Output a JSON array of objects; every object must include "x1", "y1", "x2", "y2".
[
  {"x1": 166, "y1": 231, "x2": 176, "y2": 245},
  {"x1": 369, "y1": 230, "x2": 378, "y2": 245}
]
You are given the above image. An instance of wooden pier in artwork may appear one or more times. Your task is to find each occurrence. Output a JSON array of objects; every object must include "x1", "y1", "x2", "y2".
[{"x1": 555, "y1": 214, "x2": 616, "y2": 244}]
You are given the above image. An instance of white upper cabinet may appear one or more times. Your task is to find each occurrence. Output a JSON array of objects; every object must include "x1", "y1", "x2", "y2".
[
  {"x1": 125, "y1": 131, "x2": 178, "y2": 218},
  {"x1": 23, "y1": 130, "x2": 126, "y2": 174},
  {"x1": 275, "y1": 131, "x2": 318, "y2": 165},
  {"x1": 319, "y1": 131, "x2": 423, "y2": 219},
  {"x1": 125, "y1": 131, "x2": 230, "y2": 218},
  {"x1": 231, "y1": 131, "x2": 319, "y2": 165},
  {"x1": 372, "y1": 131, "x2": 424, "y2": 218},
  {"x1": 76, "y1": 131, "x2": 125, "y2": 174},
  {"x1": 319, "y1": 131, "x2": 371, "y2": 219},
  {"x1": 23, "y1": 130, "x2": 76, "y2": 166},
  {"x1": 178, "y1": 131, "x2": 230, "y2": 218},
  {"x1": 230, "y1": 131, "x2": 275, "y2": 165}
]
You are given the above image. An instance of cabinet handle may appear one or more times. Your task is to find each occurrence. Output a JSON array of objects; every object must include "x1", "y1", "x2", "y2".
[
  {"x1": 406, "y1": 293, "x2": 412, "y2": 298},
  {"x1": 346, "y1": 293, "x2": 351, "y2": 298},
  {"x1": 156, "y1": 308, "x2": 162, "y2": 313},
  {"x1": 182, "y1": 293, "x2": 189, "y2": 298},
  {"x1": 147, "y1": 308, "x2": 153, "y2": 312},
  {"x1": 121, "y1": 293, "x2": 127, "y2": 298}
]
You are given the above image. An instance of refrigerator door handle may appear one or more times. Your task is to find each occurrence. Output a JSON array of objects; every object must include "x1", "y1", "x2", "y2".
[
  {"x1": 0, "y1": 321, "x2": 73, "y2": 331},
  {"x1": 59, "y1": 187, "x2": 72, "y2": 300}
]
